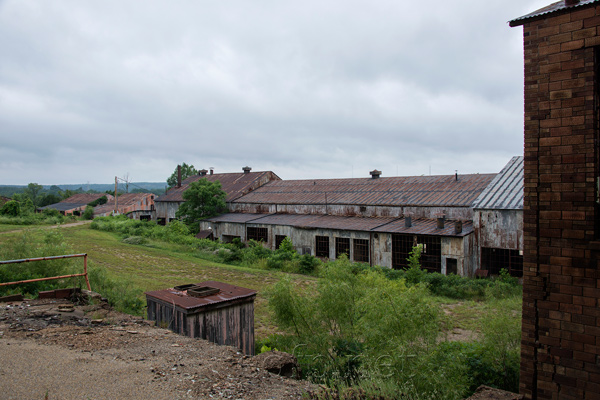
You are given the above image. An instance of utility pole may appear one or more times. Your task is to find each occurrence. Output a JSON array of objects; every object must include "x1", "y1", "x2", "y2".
[{"x1": 114, "y1": 176, "x2": 118, "y2": 215}]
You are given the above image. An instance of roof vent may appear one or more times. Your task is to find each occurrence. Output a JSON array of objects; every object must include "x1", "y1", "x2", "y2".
[
  {"x1": 437, "y1": 216, "x2": 445, "y2": 230},
  {"x1": 243, "y1": 166, "x2": 252, "y2": 174},
  {"x1": 209, "y1": 167, "x2": 214, "y2": 175},
  {"x1": 565, "y1": 0, "x2": 580, "y2": 6},
  {"x1": 455, "y1": 221, "x2": 462, "y2": 234},
  {"x1": 370, "y1": 169, "x2": 382, "y2": 179},
  {"x1": 199, "y1": 169, "x2": 208, "y2": 176}
]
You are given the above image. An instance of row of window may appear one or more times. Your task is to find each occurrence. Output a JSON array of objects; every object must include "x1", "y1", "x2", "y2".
[{"x1": 246, "y1": 228, "x2": 524, "y2": 277}]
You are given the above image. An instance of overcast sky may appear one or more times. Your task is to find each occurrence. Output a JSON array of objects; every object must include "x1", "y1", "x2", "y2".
[{"x1": 0, "y1": 0, "x2": 550, "y2": 185}]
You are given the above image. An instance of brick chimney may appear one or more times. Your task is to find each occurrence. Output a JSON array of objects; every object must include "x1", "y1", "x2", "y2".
[{"x1": 369, "y1": 169, "x2": 382, "y2": 179}]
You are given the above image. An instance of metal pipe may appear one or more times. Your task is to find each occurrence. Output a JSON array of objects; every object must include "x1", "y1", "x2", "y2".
[{"x1": 0, "y1": 253, "x2": 91, "y2": 291}]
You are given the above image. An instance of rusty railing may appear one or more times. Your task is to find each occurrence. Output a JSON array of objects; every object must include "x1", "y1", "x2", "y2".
[{"x1": 0, "y1": 253, "x2": 91, "y2": 291}]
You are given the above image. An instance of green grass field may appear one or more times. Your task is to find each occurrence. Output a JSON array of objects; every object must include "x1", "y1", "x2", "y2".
[{"x1": 0, "y1": 224, "x2": 315, "y2": 338}]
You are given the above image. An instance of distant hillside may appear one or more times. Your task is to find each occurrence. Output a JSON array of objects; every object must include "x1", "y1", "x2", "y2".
[{"x1": 0, "y1": 182, "x2": 166, "y2": 197}]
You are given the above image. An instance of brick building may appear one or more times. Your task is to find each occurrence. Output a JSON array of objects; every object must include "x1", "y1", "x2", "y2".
[{"x1": 510, "y1": 1, "x2": 600, "y2": 398}]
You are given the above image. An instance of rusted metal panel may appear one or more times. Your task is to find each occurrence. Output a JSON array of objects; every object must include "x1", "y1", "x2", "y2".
[
  {"x1": 233, "y1": 173, "x2": 496, "y2": 208},
  {"x1": 474, "y1": 210, "x2": 523, "y2": 250},
  {"x1": 146, "y1": 281, "x2": 256, "y2": 355},
  {"x1": 373, "y1": 217, "x2": 473, "y2": 237},
  {"x1": 145, "y1": 281, "x2": 256, "y2": 311}
]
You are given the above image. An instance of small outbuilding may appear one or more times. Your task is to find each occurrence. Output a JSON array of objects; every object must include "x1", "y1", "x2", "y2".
[{"x1": 145, "y1": 281, "x2": 256, "y2": 355}]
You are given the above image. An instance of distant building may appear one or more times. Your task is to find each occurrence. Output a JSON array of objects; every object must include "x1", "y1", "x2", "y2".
[
  {"x1": 93, "y1": 192, "x2": 155, "y2": 220},
  {"x1": 39, "y1": 193, "x2": 114, "y2": 216},
  {"x1": 153, "y1": 167, "x2": 280, "y2": 225}
]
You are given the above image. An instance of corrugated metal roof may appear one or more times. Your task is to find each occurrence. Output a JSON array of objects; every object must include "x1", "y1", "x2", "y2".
[
  {"x1": 155, "y1": 171, "x2": 280, "y2": 203},
  {"x1": 93, "y1": 193, "x2": 153, "y2": 215},
  {"x1": 205, "y1": 213, "x2": 272, "y2": 223},
  {"x1": 373, "y1": 217, "x2": 473, "y2": 237},
  {"x1": 40, "y1": 202, "x2": 87, "y2": 212},
  {"x1": 145, "y1": 281, "x2": 256, "y2": 311},
  {"x1": 509, "y1": 0, "x2": 600, "y2": 27},
  {"x1": 209, "y1": 213, "x2": 470, "y2": 237},
  {"x1": 473, "y1": 156, "x2": 523, "y2": 210},
  {"x1": 60, "y1": 193, "x2": 109, "y2": 204},
  {"x1": 233, "y1": 174, "x2": 496, "y2": 208}
]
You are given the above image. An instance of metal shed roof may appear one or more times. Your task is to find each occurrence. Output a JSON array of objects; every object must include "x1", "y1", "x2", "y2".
[
  {"x1": 473, "y1": 156, "x2": 523, "y2": 210},
  {"x1": 155, "y1": 171, "x2": 280, "y2": 203},
  {"x1": 233, "y1": 173, "x2": 496, "y2": 208},
  {"x1": 208, "y1": 213, "x2": 471, "y2": 237},
  {"x1": 373, "y1": 217, "x2": 473, "y2": 237},
  {"x1": 509, "y1": 0, "x2": 600, "y2": 27},
  {"x1": 145, "y1": 281, "x2": 256, "y2": 311}
]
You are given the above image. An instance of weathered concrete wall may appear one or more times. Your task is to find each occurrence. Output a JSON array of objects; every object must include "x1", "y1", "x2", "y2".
[{"x1": 155, "y1": 201, "x2": 182, "y2": 221}]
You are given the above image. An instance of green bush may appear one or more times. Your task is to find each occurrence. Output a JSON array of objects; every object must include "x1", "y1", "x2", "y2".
[
  {"x1": 0, "y1": 200, "x2": 21, "y2": 216},
  {"x1": 82, "y1": 205, "x2": 94, "y2": 220}
]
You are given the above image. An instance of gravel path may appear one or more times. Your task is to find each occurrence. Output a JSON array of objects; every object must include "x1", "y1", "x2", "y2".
[{"x1": 0, "y1": 297, "x2": 315, "y2": 399}]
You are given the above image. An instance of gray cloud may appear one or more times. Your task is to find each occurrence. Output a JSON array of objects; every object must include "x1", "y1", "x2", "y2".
[{"x1": 0, "y1": 0, "x2": 545, "y2": 185}]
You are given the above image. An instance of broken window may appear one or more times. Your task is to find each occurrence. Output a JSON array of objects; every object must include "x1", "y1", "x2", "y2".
[
  {"x1": 247, "y1": 227, "x2": 268, "y2": 243},
  {"x1": 481, "y1": 247, "x2": 523, "y2": 277},
  {"x1": 336, "y1": 238, "x2": 350, "y2": 258},
  {"x1": 392, "y1": 234, "x2": 441, "y2": 272},
  {"x1": 353, "y1": 239, "x2": 369, "y2": 263},
  {"x1": 275, "y1": 235, "x2": 287, "y2": 250},
  {"x1": 315, "y1": 236, "x2": 330, "y2": 258}
]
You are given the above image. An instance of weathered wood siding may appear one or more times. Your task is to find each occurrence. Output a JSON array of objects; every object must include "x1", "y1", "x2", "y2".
[{"x1": 147, "y1": 297, "x2": 255, "y2": 355}]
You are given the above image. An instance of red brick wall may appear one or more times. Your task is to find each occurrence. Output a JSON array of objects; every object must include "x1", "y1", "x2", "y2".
[{"x1": 518, "y1": 4, "x2": 600, "y2": 399}]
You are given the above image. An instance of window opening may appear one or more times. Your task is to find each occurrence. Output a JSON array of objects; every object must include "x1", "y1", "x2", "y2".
[
  {"x1": 392, "y1": 234, "x2": 441, "y2": 272},
  {"x1": 247, "y1": 227, "x2": 268, "y2": 242},
  {"x1": 316, "y1": 236, "x2": 330, "y2": 258},
  {"x1": 336, "y1": 238, "x2": 350, "y2": 258},
  {"x1": 481, "y1": 247, "x2": 523, "y2": 277},
  {"x1": 446, "y1": 258, "x2": 458, "y2": 275},
  {"x1": 275, "y1": 235, "x2": 287, "y2": 250},
  {"x1": 353, "y1": 239, "x2": 369, "y2": 263}
]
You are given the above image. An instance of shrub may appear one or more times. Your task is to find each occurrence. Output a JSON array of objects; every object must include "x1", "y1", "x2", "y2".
[
  {"x1": 0, "y1": 200, "x2": 21, "y2": 216},
  {"x1": 82, "y1": 205, "x2": 94, "y2": 220}
]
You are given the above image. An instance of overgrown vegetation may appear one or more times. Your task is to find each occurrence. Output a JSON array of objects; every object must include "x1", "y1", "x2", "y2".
[
  {"x1": 263, "y1": 250, "x2": 522, "y2": 399},
  {"x1": 2, "y1": 218, "x2": 522, "y2": 399}
]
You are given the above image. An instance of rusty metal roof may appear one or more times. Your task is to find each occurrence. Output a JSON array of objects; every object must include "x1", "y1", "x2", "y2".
[
  {"x1": 250, "y1": 213, "x2": 398, "y2": 231},
  {"x1": 473, "y1": 156, "x2": 523, "y2": 210},
  {"x1": 60, "y1": 193, "x2": 110, "y2": 204},
  {"x1": 92, "y1": 193, "x2": 154, "y2": 215},
  {"x1": 154, "y1": 171, "x2": 280, "y2": 203},
  {"x1": 373, "y1": 217, "x2": 474, "y2": 237},
  {"x1": 145, "y1": 281, "x2": 256, "y2": 311},
  {"x1": 205, "y1": 212, "x2": 271, "y2": 223},
  {"x1": 208, "y1": 213, "x2": 470, "y2": 237},
  {"x1": 233, "y1": 174, "x2": 496, "y2": 208},
  {"x1": 509, "y1": 1, "x2": 600, "y2": 27}
]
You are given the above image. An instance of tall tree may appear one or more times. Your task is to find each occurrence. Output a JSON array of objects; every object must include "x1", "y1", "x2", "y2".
[
  {"x1": 175, "y1": 179, "x2": 226, "y2": 232},
  {"x1": 24, "y1": 183, "x2": 43, "y2": 208},
  {"x1": 167, "y1": 163, "x2": 198, "y2": 189}
]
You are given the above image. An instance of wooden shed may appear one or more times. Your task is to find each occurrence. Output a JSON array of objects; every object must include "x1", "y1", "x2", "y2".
[{"x1": 145, "y1": 281, "x2": 256, "y2": 355}]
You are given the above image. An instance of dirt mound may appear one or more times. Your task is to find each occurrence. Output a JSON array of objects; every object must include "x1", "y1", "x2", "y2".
[{"x1": 0, "y1": 294, "x2": 315, "y2": 399}]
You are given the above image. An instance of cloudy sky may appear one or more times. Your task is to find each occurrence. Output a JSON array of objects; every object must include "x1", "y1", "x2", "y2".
[{"x1": 0, "y1": 0, "x2": 550, "y2": 185}]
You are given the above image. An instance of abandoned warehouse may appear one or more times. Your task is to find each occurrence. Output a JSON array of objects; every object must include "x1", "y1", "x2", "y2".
[{"x1": 199, "y1": 157, "x2": 524, "y2": 277}]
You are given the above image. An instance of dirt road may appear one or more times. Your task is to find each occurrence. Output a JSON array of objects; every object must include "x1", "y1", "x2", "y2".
[{"x1": 0, "y1": 297, "x2": 314, "y2": 400}]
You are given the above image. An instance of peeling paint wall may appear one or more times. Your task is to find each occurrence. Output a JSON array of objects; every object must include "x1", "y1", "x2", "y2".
[{"x1": 473, "y1": 209, "x2": 523, "y2": 270}]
